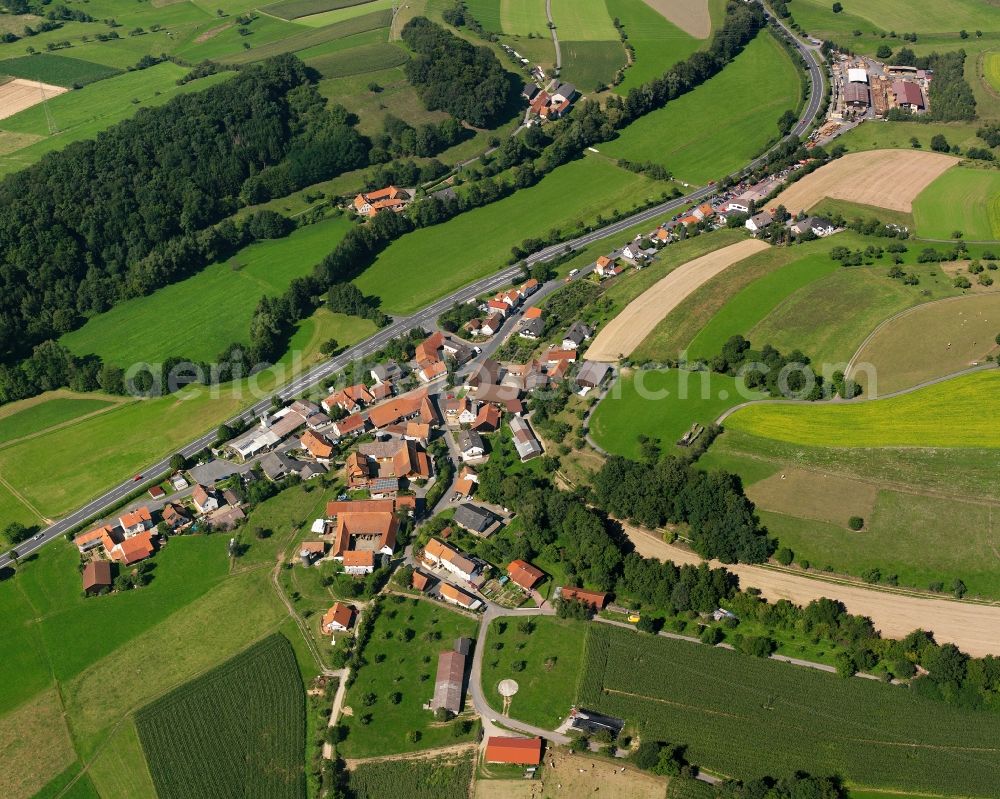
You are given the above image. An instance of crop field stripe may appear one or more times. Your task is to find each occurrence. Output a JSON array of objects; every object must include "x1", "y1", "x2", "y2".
[
  {"x1": 577, "y1": 624, "x2": 1000, "y2": 794},
  {"x1": 0, "y1": 54, "x2": 121, "y2": 86},
  {"x1": 294, "y1": 0, "x2": 396, "y2": 28},
  {"x1": 216, "y1": 8, "x2": 393, "y2": 63},
  {"x1": 261, "y1": 0, "x2": 376, "y2": 20},
  {"x1": 725, "y1": 370, "x2": 1000, "y2": 448},
  {"x1": 136, "y1": 633, "x2": 306, "y2": 799},
  {"x1": 305, "y1": 41, "x2": 407, "y2": 78},
  {"x1": 985, "y1": 52, "x2": 1000, "y2": 94}
]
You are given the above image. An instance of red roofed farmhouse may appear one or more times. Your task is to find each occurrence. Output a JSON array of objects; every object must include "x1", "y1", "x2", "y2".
[{"x1": 485, "y1": 736, "x2": 543, "y2": 765}]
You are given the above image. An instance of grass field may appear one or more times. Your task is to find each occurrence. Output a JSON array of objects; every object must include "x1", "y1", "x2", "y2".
[
  {"x1": 0, "y1": 63, "x2": 232, "y2": 177},
  {"x1": 136, "y1": 634, "x2": 305, "y2": 799},
  {"x1": 296, "y1": 0, "x2": 395, "y2": 27},
  {"x1": 31, "y1": 764, "x2": 101, "y2": 799},
  {"x1": 606, "y1": 0, "x2": 702, "y2": 93},
  {"x1": 599, "y1": 31, "x2": 801, "y2": 185},
  {"x1": 0, "y1": 689, "x2": 77, "y2": 799},
  {"x1": 786, "y1": 0, "x2": 1000, "y2": 40},
  {"x1": 559, "y1": 40, "x2": 628, "y2": 91},
  {"x1": 305, "y1": 40, "x2": 407, "y2": 78},
  {"x1": 725, "y1": 370, "x2": 1000, "y2": 448},
  {"x1": 836, "y1": 120, "x2": 988, "y2": 156},
  {"x1": 262, "y1": 0, "x2": 375, "y2": 19},
  {"x1": 912, "y1": 167, "x2": 1000, "y2": 241},
  {"x1": 354, "y1": 155, "x2": 661, "y2": 314},
  {"x1": 850, "y1": 294, "x2": 1000, "y2": 394},
  {"x1": 348, "y1": 755, "x2": 474, "y2": 799},
  {"x1": 340, "y1": 597, "x2": 479, "y2": 757},
  {"x1": 480, "y1": 616, "x2": 587, "y2": 728},
  {"x1": 590, "y1": 369, "x2": 766, "y2": 458},
  {"x1": 684, "y1": 248, "x2": 842, "y2": 360},
  {"x1": 498, "y1": 0, "x2": 549, "y2": 37},
  {"x1": 985, "y1": 51, "x2": 1000, "y2": 93},
  {"x1": 61, "y1": 214, "x2": 355, "y2": 366},
  {"x1": 549, "y1": 0, "x2": 618, "y2": 40},
  {"x1": 748, "y1": 258, "x2": 965, "y2": 368},
  {"x1": 85, "y1": 721, "x2": 156, "y2": 799},
  {"x1": 0, "y1": 396, "x2": 116, "y2": 445},
  {"x1": 0, "y1": 54, "x2": 119, "y2": 86},
  {"x1": 578, "y1": 623, "x2": 1000, "y2": 795}
]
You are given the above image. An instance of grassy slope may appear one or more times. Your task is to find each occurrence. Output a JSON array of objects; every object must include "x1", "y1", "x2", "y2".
[
  {"x1": 354, "y1": 155, "x2": 661, "y2": 314},
  {"x1": 549, "y1": 0, "x2": 617, "y2": 40},
  {"x1": 61, "y1": 215, "x2": 354, "y2": 365},
  {"x1": 912, "y1": 167, "x2": 1000, "y2": 241},
  {"x1": 499, "y1": 0, "x2": 549, "y2": 37},
  {"x1": 749, "y1": 256, "x2": 965, "y2": 367},
  {"x1": 725, "y1": 370, "x2": 1000, "y2": 448},
  {"x1": 339, "y1": 597, "x2": 478, "y2": 757},
  {"x1": 606, "y1": 0, "x2": 702, "y2": 93},
  {"x1": 295, "y1": 0, "x2": 396, "y2": 27},
  {"x1": 599, "y1": 31, "x2": 801, "y2": 184},
  {"x1": 480, "y1": 616, "x2": 587, "y2": 728},
  {"x1": 590, "y1": 369, "x2": 765, "y2": 458},
  {"x1": 788, "y1": 0, "x2": 1000, "y2": 39}
]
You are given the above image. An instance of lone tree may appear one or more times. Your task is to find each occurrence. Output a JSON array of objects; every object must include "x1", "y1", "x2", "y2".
[{"x1": 848, "y1": 516, "x2": 864, "y2": 531}]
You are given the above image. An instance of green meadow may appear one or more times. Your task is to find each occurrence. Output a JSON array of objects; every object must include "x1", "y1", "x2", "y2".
[
  {"x1": 559, "y1": 40, "x2": 627, "y2": 91},
  {"x1": 61, "y1": 215, "x2": 355, "y2": 366},
  {"x1": 549, "y1": 0, "x2": 618, "y2": 40},
  {"x1": 599, "y1": 31, "x2": 802, "y2": 184},
  {"x1": 0, "y1": 396, "x2": 117, "y2": 445},
  {"x1": 497, "y1": 0, "x2": 549, "y2": 37},
  {"x1": 295, "y1": 0, "x2": 396, "y2": 27},
  {"x1": 787, "y1": 0, "x2": 1000, "y2": 41},
  {"x1": 912, "y1": 167, "x2": 1000, "y2": 241},
  {"x1": 606, "y1": 0, "x2": 703, "y2": 92},
  {"x1": 0, "y1": 53, "x2": 119, "y2": 85},
  {"x1": 354, "y1": 155, "x2": 662, "y2": 314},
  {"x1": 590, "y1": 368, "x2": 765, "y2": 458}
]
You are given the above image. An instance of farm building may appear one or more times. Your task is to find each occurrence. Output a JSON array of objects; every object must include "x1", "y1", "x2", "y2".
[
  {"x1": 892, "y1": 80, "x2": 924, "y2": 110},
  {"x1": 353, "y1": 186, "x2": 410, "y2": 217},
  {"x1": 424, "y1": 538, "x2": 479, "y2": 582},
  {"x1": 843, "y1": 82, "x2": 870, "y2": 108},
  {"x1": 485, "y1": 736, "x2": 544, "y2": 765},
  {"x1": 431, "y1": 645, "x2": 467, "y2": 715},
  {"x1": 576, "y1": 361, "x2": 611, "y2": 389},
  {"x1": 847, "y1": 67, "x2": 869, "y2": 84},
  {"x1": 509, "y1": 416, "x2": 542, "y2": 461},
  {"x1": 82, "y1": 560, "x2": 112, "y2": 595},
  {"x1": 439, "y1": 582, "x2": 481, "y2": 610}
]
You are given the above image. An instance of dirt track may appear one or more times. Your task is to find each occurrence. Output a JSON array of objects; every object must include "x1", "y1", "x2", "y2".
[
  {"x1": 623, "y1": 523, "x2": 1000, "y2": 657},
  {"x1": 642, "y1": 0, "x2": 711, "y2": 38},
  {"x1": 0, "y1": 79, "x2": 68, "y2": 122},
  {"x1": 585, "y1": 239, "x2": 768, "y2": 362},
  {"x1": 773, "y1": 149, "x2": 957, "y2": 214}
]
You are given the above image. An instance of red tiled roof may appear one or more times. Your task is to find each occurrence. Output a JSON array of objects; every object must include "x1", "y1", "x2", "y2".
[
  {"x1": 485, "y1": 736, "x2": 543, "y2": 765},
  {"x1": 119, "y1": 506, "x2": 151, "y2": 529},
  {"x1": 82, "y1": 560, "x2": 112, "y2": 591},
  {"x1": 560, "y1": 586, "x2": 609, "y2": 609},
  {"x1": 507, "y1": 559, "x2": 544, "y2": 590},
  {"x1": 326, "y1": 498, "x2": 396, "y2": 517},
  {"x1": 113, "y1": 531, "x2": 155, "y2": 565},
  {"x1": 342, "y1": 550, "x2": 376, "y2": 568},
  {"x1": 322, "y1": 602, "x2": 354, "y2": 631}
]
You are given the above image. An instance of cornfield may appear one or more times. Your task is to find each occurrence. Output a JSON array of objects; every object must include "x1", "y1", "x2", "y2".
[
  {"x1": 577, "y1": 625, "x2": 1000, "y2": 796},
  {"x1": 136, "y1": 634, "x2": 306, "y2": 799},
  {"x1": 348, "y1": 754, "x2": 474, "y2": 799}
]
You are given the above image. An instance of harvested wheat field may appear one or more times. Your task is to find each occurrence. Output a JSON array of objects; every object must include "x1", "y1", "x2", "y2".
[
  {"x1": 641, "y1": 0, "x2": 711, "y2": 38},
  {"x1": 774, "y1": 149, "x2": 958, "y2": 214},
  {"x1": 586, "y1": 238, "x2": 769, "y2": 361},
  {"x1": 0, "y1": 78, "x2": 67, "y2": 121},
  {"x1": 623, "y1": 524, "x2": 1000, "y2": 657}
]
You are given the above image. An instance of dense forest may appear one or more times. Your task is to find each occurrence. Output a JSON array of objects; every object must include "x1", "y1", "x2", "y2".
[
  {"x1": 0, "y1": 55, "x2": 367, "y2": 364},
  {"x1": 401, "y1": 16, "x2": 516, "y2": 127}
]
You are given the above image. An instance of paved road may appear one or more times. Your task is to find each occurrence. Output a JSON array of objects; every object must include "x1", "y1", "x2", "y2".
[{"x1": 0, "y1": 19, "x2": 823, "y2": 571}]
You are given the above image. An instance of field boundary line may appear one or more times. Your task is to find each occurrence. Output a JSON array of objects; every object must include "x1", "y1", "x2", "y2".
[
  {"x1": 343, "y1": 741, "x2": 478, "y2": 768},
  {"x1": 0, "y1": 470, "x2": 46, "y2": 524},
  {"x1": 0, "y1": 399, "x2": 136, "y2": 453}
]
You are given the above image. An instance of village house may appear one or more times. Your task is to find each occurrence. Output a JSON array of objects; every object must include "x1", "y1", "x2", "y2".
[
  {"x1": 456, "y1": 429, "x2": 486, "y2": 462},
  {"x1": 322, "y1": 383, "x2": 374, "y2": 415},
  {"x1": 192, "y1": 484, "x2": 219, "y2": 515},
  {"x1": 343, "y1": 550, "x2": 378, "y2": 575},
  {"x1": 322, "y1": 602, "x2": 355, "y2": 634},
  {"x1": 453, "y1": 503, "x2": 501, "y2": 537},
  {"x1": 452, "y1": 465, "x2": 478, "y2": 500},
  {"x1": 470, "y1": 383, "x2": 524, "y2": 414},
  {"x1": 481, "y1": 313, "x2": 505, "y2": 337},
  {"x1": 472, "y1": 404, "x2": 501, "y2": 432},
  {"x1": 439, "y1": 582, "x2": 481, "y2": 610},
  {"x1": 443, "y1": 396, "x2": 478, "y2": 427},
  {"x1": 562, "y1": 322, "x2": 592, "y2": 350},
  {"x1": 161, "y1": 502, "x2": 190, "y2": 531},
  {"x1": 465, "y1": 359, "x2": 503, "y2": 390},
  {"x1": 118, "y1": 506, "x2": 152, "y2": 537},
  {"x1": 423, "y1": 538, "x2": 478, "y2": 582},
  {"x1": 507, "y1": 559, "x2": 545, "y2": 591},
  {"x1": 620, "y1": 242, "x2": 645, "y2": 264},
  {"x1": 331, "y1": 413, "x2": 366, "y2": 439},
  {"x1": 368, "y1": 390, "x2": 440, "y2": 430},
  {"x1": 509, "y1": 415, "x2": 542, "y2": 461},
  {"x1": 558, "y1": 586, "x2": 609, "y2": 609},
  {"x1": 519, "y1": 278, "x2": 539, "y2": 297},
  {"x1": 370, "y1": 360, "x2": 404, "y2": 384},
  {"x1": 543, "y1": 348, "x2": 577, "y2": 366},
  {"x1": 745, "y1": 211, "x2": 773, "y2": 233},
  {"x1": 352, "y1": 186, "x2": 410, "y2": 217},
  {"x1": 518, "y1": 317, "x2": 545, "y2": 339},
  {"x1": 595, "y1": 255, "x2": 623, "y2": 278},
  {"x1": 300, "y1": 430, "x2": 334, "y2": 461}
]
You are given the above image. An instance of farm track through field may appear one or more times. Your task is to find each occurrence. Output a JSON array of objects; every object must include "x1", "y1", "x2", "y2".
[
  {"x1": 0, "y1": 400, "x2": 133, "y2": 452},
  {"x1": 343, "y1": 742, "x2": 478, "y2": 768}
]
